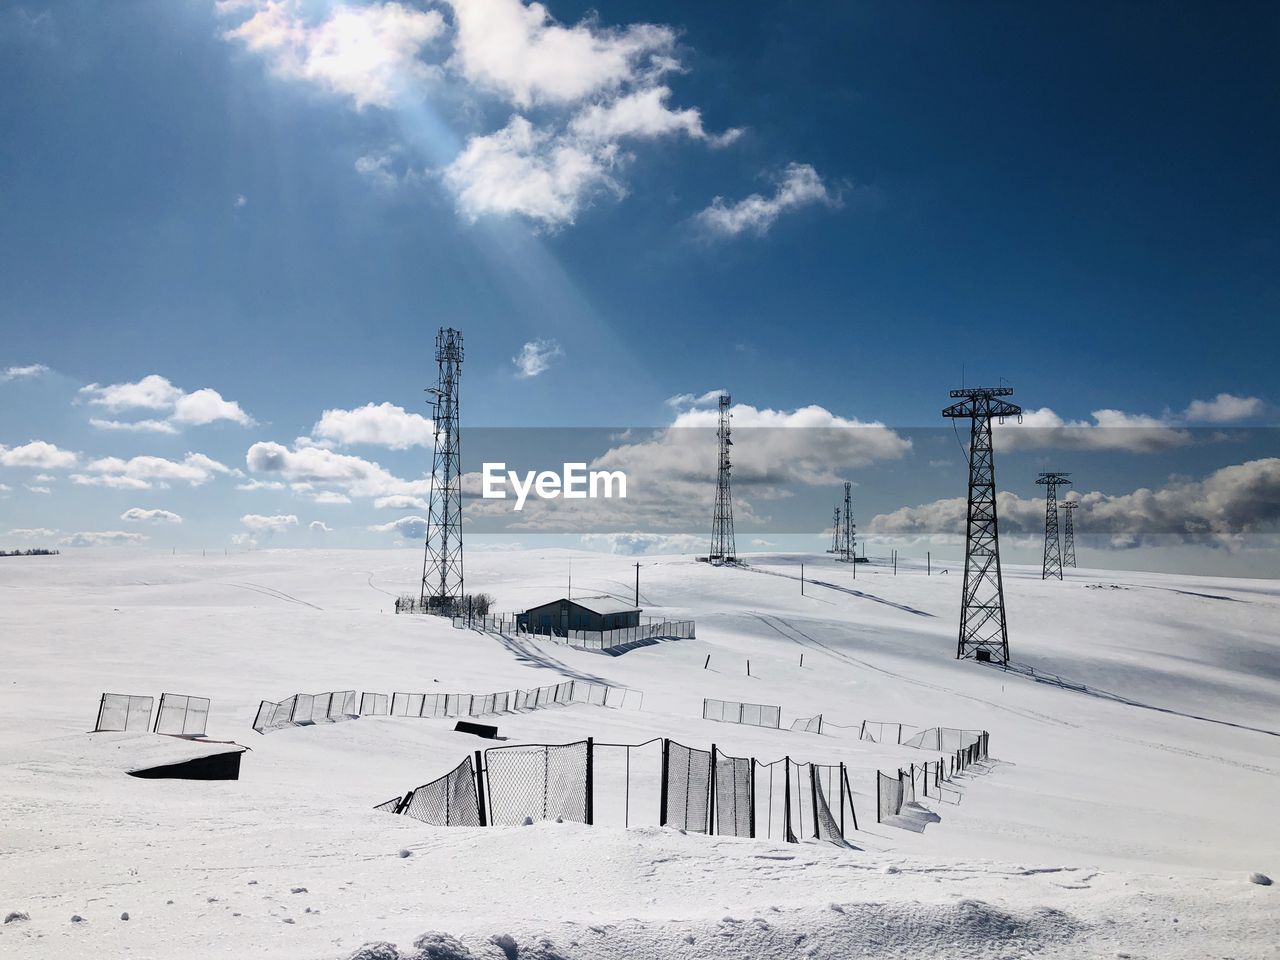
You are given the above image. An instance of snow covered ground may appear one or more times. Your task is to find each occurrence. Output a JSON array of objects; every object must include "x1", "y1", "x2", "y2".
[{"x1": 0, "y1": 547, "x2": 1276, "y2": 959}]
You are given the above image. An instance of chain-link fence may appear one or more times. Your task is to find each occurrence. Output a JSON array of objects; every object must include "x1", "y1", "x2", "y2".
[
  {"x1": 152, "y1": 693, "x2": 210, "y2": 736},
  {"x1": 389, "y1": 680, "x2": 641, "y2": 720},
  {"x1": 789, "y1": 715, "x2": 824, "y2": 734},
  {"x1": 713, "y1": 749, "x2": 753, "y2": 838},
  {"x1": 877, "y1": 770, "x2": 904, "y2": 822},
  {"x1": 661, "y1": 740, "x2": 712, "y2": 834},
  {"x1": 702, "y1": 698, "x2": 782, "y2": 728},
  {"x1": 484, "y1": 740, "x2": 591, "y2": 826},
  {"x1": 376, "y1": 735, "x2": 884, "y2": 849},
  {"x1": 252, "y1": 689, "x2": 359, "y2": 733},
  {"x1": 402, "y1": 756, "x2": 483, "y2": 827},
  {"x1": 94, "y1": 693, "x2": 154, "y2": 732}
]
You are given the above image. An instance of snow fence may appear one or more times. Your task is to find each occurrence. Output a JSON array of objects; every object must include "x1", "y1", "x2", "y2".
[
  {"x1": 375, "y1": 737, "x2": 857, "y2": 847},
  {"x1": 388, "y1": 680, "x2": 641, "y2": 720},
  {"x1": 94, "y1": 693, "x2": 154, "y2": 733},
  {"x1": 252, "y1": 690, "x2": 358, "y2": 733},
  {"x1": 875, "y1": 734, "x2": 991, "y2": 823},
  {"x1": 701, "y1": 698, "x2": 782, "y2": 729}
]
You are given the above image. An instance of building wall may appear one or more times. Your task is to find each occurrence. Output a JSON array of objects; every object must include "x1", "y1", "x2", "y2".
[{"x1": 517, "y1": 600, "x2": 640, "y2": 634}]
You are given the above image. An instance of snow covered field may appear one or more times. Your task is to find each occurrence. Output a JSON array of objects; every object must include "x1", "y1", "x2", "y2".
[{"x1": 1, "y1": 547, "x2": 1276, "y2": 959}]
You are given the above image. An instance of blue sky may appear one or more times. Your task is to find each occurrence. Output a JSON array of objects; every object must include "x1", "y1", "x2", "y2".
[{"x1": 0, "y1": 1, "x2": 1277, "y2": 572}]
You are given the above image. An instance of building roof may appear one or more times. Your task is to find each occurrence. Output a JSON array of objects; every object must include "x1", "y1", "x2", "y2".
[{"x1": 524, "y1": 596, "x2": 641, "y2": 616}]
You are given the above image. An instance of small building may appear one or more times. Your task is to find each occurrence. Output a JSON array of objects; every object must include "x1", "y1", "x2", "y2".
[{"x1": 517, "y1": 597, "x2": 642, "y2": 636}]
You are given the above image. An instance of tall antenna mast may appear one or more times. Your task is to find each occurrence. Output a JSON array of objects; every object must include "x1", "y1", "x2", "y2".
[
  {"x1": 943, "y1": 385, "x2": 1022, "y2": 664},
  {"x1": 828, "y1": 505, "x2": 841, "y2": 554},
  {"x1": 420, "y1": 327, "x2": 465, "y2": 613},
  {"x1": 708, "y1": 394, "x2": 736, "y2": 565},
  {"x1": 1037, "y1": 472, "x2": 1071, "y2": 581},
  {"x1": 838, "y1": 481, "x2": 856, "y2": 562},
  {"x1": 1060, "y1": 500, "x2": 1079, "y2": 569}
]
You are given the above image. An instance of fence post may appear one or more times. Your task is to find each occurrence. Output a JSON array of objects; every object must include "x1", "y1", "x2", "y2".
[
  {"x1": 659, "y1": 739, "x2": 670, "y2": 827},
  {"x1": 808, "y1": 765, "x2": 820, "y2": 839},
  {"x1": 842, "y1": 765, "x2": 858, "y2": 831},
  {"x1": 395, "y1": 789, "x2": 414, "y2": 815},
  {"x1": 748, "y1": 759, "x2": 757, "y2": 839},
  {"x1": 783, "y1": 756, "x2": 794, "y2": 842},
  {"x1": 585, "y1": 738, "x2": 594, "y2": 826},
  {"x1": 709, "y1": 744, "x2": 717, "y2": 836},
  {"x1": 473, "y1": 751, "x2": 488, "y2": 827},
  {"x1": 876, "y1": 772, "x2": 881, "y2": 824}
]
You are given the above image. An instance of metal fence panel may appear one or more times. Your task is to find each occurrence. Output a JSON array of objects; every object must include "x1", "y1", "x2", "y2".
[
  {"x1": 95, "y1": 693, "x2": 154, "y2": 733},
  {"x1": 360, "y1": 693, "x2": 389, "y2": 716},
  {"x1": 403, "y1": 756, "x2": 481, "y2": 827},
  {"x1": 663, "y1": 740, "x2": 711, "y2": 834},
  {"x1": 877, "y1": 771, "x2": 903, "y2": 821},
  {"x1": 154, "y1": 693, "x2": 210, "y2": 736},
  {"x1": 812, "y1": 765, "x2": 844, "y2": 844},
  {"x1": 485, "y1": 741, "x2": 589, "y2": 826},
  {"x1": 714, "y1": 751, "x2": 752, "y2": 838}
]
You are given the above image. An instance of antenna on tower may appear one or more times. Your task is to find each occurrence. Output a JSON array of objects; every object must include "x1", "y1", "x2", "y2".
[
  {"x1": 943, "y1": 385, "x2": 1022, "y2": 664},
  {"x1": 836, "y1": 481, "x2": 857, "y2": 563},
  {"x1": 827, "y1": 505, "x2": 841, "y2": 554},
  {"x1": 1037, "y1": 472, "x2": 1071, "y2": 580},
  {"x1": 1060, "y1": 500, "x2": 1079, "y2": 569},
  {"x1": 707, "y1": 394, "x2": 736, "y2": 565},
  {"x1": 420, "y1": 327, "x2": 465, "y2": 614}
]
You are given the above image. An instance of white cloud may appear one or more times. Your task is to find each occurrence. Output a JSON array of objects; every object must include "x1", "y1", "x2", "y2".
[
  {"x1": 246, "y1": 440, "x2": 429, "y2": 499},
  {"x1": 222, "y1": 0, "x2": 446, "y2": 110},
  {"x1": 0, "y1": 363, "x2": 49, "y2": 383},
  {"x1": 221, "y1": 0, "x2": 747, "y2": 231},
  {"x1": 81, "y1": 374, "x2": 254, "y2": 430},
  {"x1": 513, "y1": 338, "x2": 563, "y2": 377},
  {"x1": 374, "y1": 494, "x2": 429, "y2": 510},
  {"x1": 236, "y1": 478, "x2": 287, "y2": 491},
  {"x1": 665, "y1": 389, "x2": 726, "y2": 409},
  {"x1": 569, "y1": 86, "x2": 741, "y2": 145},
  {"x1": 0, "y1": 440, "x2": 78, "y2": 469},
  {"x1": 311, "y1": 401, "x2": 434, "y2": 449},
  {"x1": 368, "y1": 515, "x2": 428, "y2": 539},
  {"x1": 869, "y1": 458, "x2": 1280, "y2": 550},
  {"x1": 234, "y1": 194, "x2": 248, "y2": 208},
  {"x1": 24, "y1": 485, "x2": 52, "y2": 495},
  {"x1": 695, "y1": 164, "x2": 837, "y2": 238},
  {"x1": 72, "y1": 452, "x2": 232, "y2": 490},
  {"x1": 309, "y1": 520, "x2": 332, "y2": 533},
  {"x1": 1181, "y1": 393, "x2": 1265, "y2": 423},
  {"x1": 120, "y1": 507, "x2": 184, "y2": 524},
  {"x1": 58, "y1": 531, "x2": 149, "y2": 548},
  {"x1": 312, "y1": 491, "x2": 351, "y2": 504},
  {"x1": 241, "y1": 513, "x2": 299, "y2": 532},
  {"x1": 579, "y1": 531, "x2": 704, "y2": 555},
  {"x1": 355, "y1": 152, "x2": 399, "y2": 187},
  {"x1": 88, "y1": 418, "x2": 179, "y2": 434},
  {"x1": 443, "y1": 115, "x2": 622, "y2": 226},
  {"x1": 5, "y1": 527, "x2": 58, "y2": 538},
  {"x1": 444, "y1": 0, "x2": 675, "y2": 107}
]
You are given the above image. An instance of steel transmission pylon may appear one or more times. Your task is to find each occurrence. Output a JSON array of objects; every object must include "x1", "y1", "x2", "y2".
[
  {"x1": 420, "y1": 327, "x2": 465, "y2": 613},
  {"x1": 1037, "y1": 472, "x2": 1071, "y2": 581},
  {"x1": 1060, "y1": 500, "x2": 1078, "y2": 569},
  {"x1": 708, "y1": 394, "x2": 736, "y2": 564},
  {"x1": 943, "y1": 386, "x2": 1022, "y2": 664},
  {"x1": 837, "y1": 481, "x2": 857, "y2": 562},
  {"x1": 827, "y1": 505, "x2": 841, "y2": 554}
]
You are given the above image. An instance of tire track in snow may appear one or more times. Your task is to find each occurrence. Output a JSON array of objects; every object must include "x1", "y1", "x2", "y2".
[
  {"x1": 751, "y1": 613, "x2": 1077, "y2": 730},
  {"x1": 223, "y1": 582, "x2": 323, "y2": 610}
]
